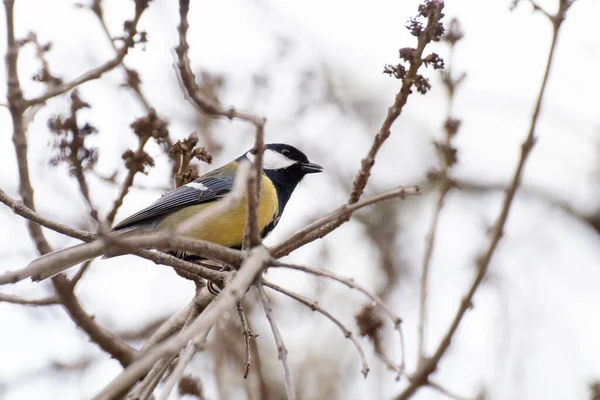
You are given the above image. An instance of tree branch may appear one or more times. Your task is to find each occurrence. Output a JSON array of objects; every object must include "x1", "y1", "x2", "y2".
[
  {"x1": 263, "y1": 279, "x2": 370, "y2": 378},
  {"x1": 25, "y1": 0, "x2": 149, "y2": 107},
  {"x1": 255, "y1": 281, "x2": 295, "y2": 400},
  {"x1": 394, "y1": 1, "x2": 572, "y2": 398},
  {"x1": 92, "y1": 247, "x2": 271, "y2": 399}
]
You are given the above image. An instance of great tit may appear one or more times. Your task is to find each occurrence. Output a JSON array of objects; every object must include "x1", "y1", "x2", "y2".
[{"x1": 30, "y1": 143, "x2": 322, "y2": 280}]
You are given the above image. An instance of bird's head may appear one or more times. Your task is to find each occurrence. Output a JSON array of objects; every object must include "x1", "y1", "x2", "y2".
[
  {"x1": 243, "y1": 143, "x2": 323, "y2": 178},
  {"x1": 241, "y1": 143, "x2": 323, "y2": 212}
]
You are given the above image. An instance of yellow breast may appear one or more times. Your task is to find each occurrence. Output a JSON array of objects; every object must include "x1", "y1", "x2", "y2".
[{"x1": 157, "y1": 174, "x2": 279, "y2": 249}]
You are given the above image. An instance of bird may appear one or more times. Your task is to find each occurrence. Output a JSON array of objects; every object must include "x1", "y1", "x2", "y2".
[{"x1": 28, "y1": 143, "x2": 323, "y2": 281}]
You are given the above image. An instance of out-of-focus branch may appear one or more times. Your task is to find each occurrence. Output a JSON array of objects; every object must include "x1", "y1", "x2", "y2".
[
  {"x1": 0, "y1": 292, "x2": 58, "y2": 306},
  {"x1": 417, "y1": 17, "x2": 464, "y2": 361},
  {"x1": 395, "y1": 1, "x2": 573, "y2": 398},
  {"x1": 130, "y1": 286, "x2": 215, "y2": 398},
  {"x1": 276, "y1": 261, "x2": 406, "y2": 372},
  {"x1": 263, "y1": 279, "x2": 370, "y2": 378},
  {"x1": 93, "y1": 247, "x2": 271, "y2": 399},
  {"x1": 53, "y1": 278, "x2": 138, "y2": 366},
  {"x1": 3, "y1": 0, "x2": 137, "y2": 368},
  {"x1": 255, "y1": 281, "x2": 295, "y2": 400},
  {"x1": 25, "y1": 0, "x2": 149, "y2": 107},
  {"x1": 271, "y1": 185, "x2": 421, "y2": 258}
]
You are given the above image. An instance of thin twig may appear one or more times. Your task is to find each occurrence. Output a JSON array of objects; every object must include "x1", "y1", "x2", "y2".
[
  {"x1": 0, "y1": 187, "x2": 95, "y2": 242},
  {"x1": 417, "y1": 18, "x2": 464, "y2": 361},
  {"x1": 69, "y1": 259, "x2": 92, "y2": 287},
  {"x1": 236, "y1": 301, "x2": 255, "y2": 378},
  {"x1": 255, "y1": 281, "x2": 295, "y2": 400},
  {"x1": 105, "y1": 134, "x2": 150, "y2": 226},
  {"x1": 157, "y1": 340, "x2": 201, "y2": 400},
  {"x1": 93, "y1": 247, "x2": 271, "y2": 399},
  {"x1": 3, "y1": 0, "x2": 137, "y2": 368},
  {"x1": 0, "y1": 292, "x2": 58, "y2": 306},
  {"x1": 14, "y1": 233, "x2": 238, "y2": 284},
  {"x1": 263, "y1": 279, "x2": 370, "y2": 378},
  {"x1": 395, "y1": 1, "x2": 572, "y2": 398},
  {"x1": 427, "y1": 380, "x2": 475, "y2": 400},
  {"x1": 129, "y1": 286, "x2": 215, "y2": 398},
  {"x1": 25, "y1": 0, "x2": 148, "y2": 108},
  {"x1": 274, "y1": 261, "x2": 406, "y2": 374},
  {"x1": 175, "y1": 0, "x2": 264, "y2": 127},
  {"x1": 243, "y1": 122, "x2": 266, "y2": 250},
  {"x1": 271, "y1": 185, "x2": 421, "y2": 259},
  {"x1": 348, "y1": 0, "x2": 445, "y2": 204},
  {"x1": 0, "y1": 188, "x2": 229, "y2": 286}
]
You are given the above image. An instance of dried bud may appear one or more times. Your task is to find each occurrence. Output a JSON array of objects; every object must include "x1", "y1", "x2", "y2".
[
  {"x1": 444, "y1": 18, "x2": 464, "y2": 45},
  {"x1": 399, "y1": 47, "x2": 416, "y2": 63},
  {"x1": 355, "y1": 304, "x2": 384, "y2": 343},
  {"x1": 426, "y1": 168, "x2": 442, "y2": 182},
  {"x1": 383, "y1": 64, "x2": 406, "y2": 80},
  {"x1": 423, "y1": 52, "x2": 445, "y2": 70},
  {"x1": 413, "y1": 74, "x2": 431, "y2": 94},
  {"x1": 434, "y1": 141, "x2": 458, "y2": 166},
  {"x1": 444, "y1": 117, "x2": 461, "y2": 137},
  {"x1": 122, "y1": 149, "x2": 154, "y2": 173},
  {"x1": 130, "y1": 108, "x2": 169, "y2": 140},
  {"x1": 193, "y1": 147, "x2": 212, "y2": 164}
]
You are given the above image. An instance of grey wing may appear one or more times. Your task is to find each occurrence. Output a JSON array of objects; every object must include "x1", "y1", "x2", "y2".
[{"x1": 112, "y1": 176, "x2": 235, "y2": 231}]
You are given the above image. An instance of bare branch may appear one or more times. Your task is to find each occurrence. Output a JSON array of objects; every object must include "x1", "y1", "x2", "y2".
[
  {"x1": 395, "y1": 1, "x2": 573, "y2": 398},
  {"x1": 93, "y1": 247, "x2": 271, "y2": 399},
  {"x1": 25, "y1": 0, "x2": 149, "y2": 107},
  {"x1": 53, "y1": 274, "x2": 138, "y2": 367},
  {"x1": 274, "y1": 262, "x2": 405, "y2": 373},
  {"x1": 175, "y1": 0, "x2": 264, "y2": 127},
  {"x1": 236, "y1": 301, "x2": 256, "y2": 379},
  {"x1": 263, "y1": 279, "x2": 370, "y2": 378},
  {"x1": 11, "y1": 233, "x2": 236, "y2": 284},
  {"x1": 0, "y1": 292, "x2": 58, "y2": 306},
  {"x1": 271, "y1": 185, "x2": 421, "y2": 259},
  {"x1": 255, "y1": 281, "x2": 295, "y2": 400},
  {"x1": 243, "y1": 122, "x2": 266, "y2": 250},
  {"x1": 160, "y1": 344, "x2": 199, "y2": 400},
  {"x1": 348, "y1": 0, "x2": 445, "y2": 204},
  {"x1": 418, "y1": 17, "x2": 464, "y2": 361},
  {"x1": 0, "y1": 187, "x2": 95, "y2": 242},
  {"x1": 3, "y1": 0, "x2": 137, "y2": 368}
]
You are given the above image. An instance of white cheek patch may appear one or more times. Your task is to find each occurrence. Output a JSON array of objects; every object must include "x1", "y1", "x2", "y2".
[
  {"x1": 246, "y1": 149, "x2": 297, "y2": 170},
  {"x1": 186, "y1": 182, "x2": 208, "y2": 191},
  {"x1": 262, "y1": 149, "x2": 297, "y2": 170}
]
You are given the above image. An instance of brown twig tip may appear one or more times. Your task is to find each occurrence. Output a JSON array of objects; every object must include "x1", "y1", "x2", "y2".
[
  {"x1": 170, "y1": 131, "x2": 212, "y2": 188},
  {"x1": 443, "y1": 18, "x2": 464, "y2": 45},
  {"x1": 264, "y1": 279, "x2": 370, "y2": 379},
  {"x1": 130, "y1": 107, "x2": 169, "y2": 141}
]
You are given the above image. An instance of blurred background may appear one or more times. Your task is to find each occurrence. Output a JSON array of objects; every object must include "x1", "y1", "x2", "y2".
[{"x1": 1, "y1": 0, "x2": 600, "y2": 399}]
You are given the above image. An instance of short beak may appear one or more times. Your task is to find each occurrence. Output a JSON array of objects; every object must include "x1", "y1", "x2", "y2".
[{"x1": 301, "y1": 162, "x2": 324, "y2": 174}]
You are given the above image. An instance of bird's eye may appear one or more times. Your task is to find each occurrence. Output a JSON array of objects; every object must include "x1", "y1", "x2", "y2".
[{"x1": 281, "y1": 149, "x2": 291, "y2": 157}]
